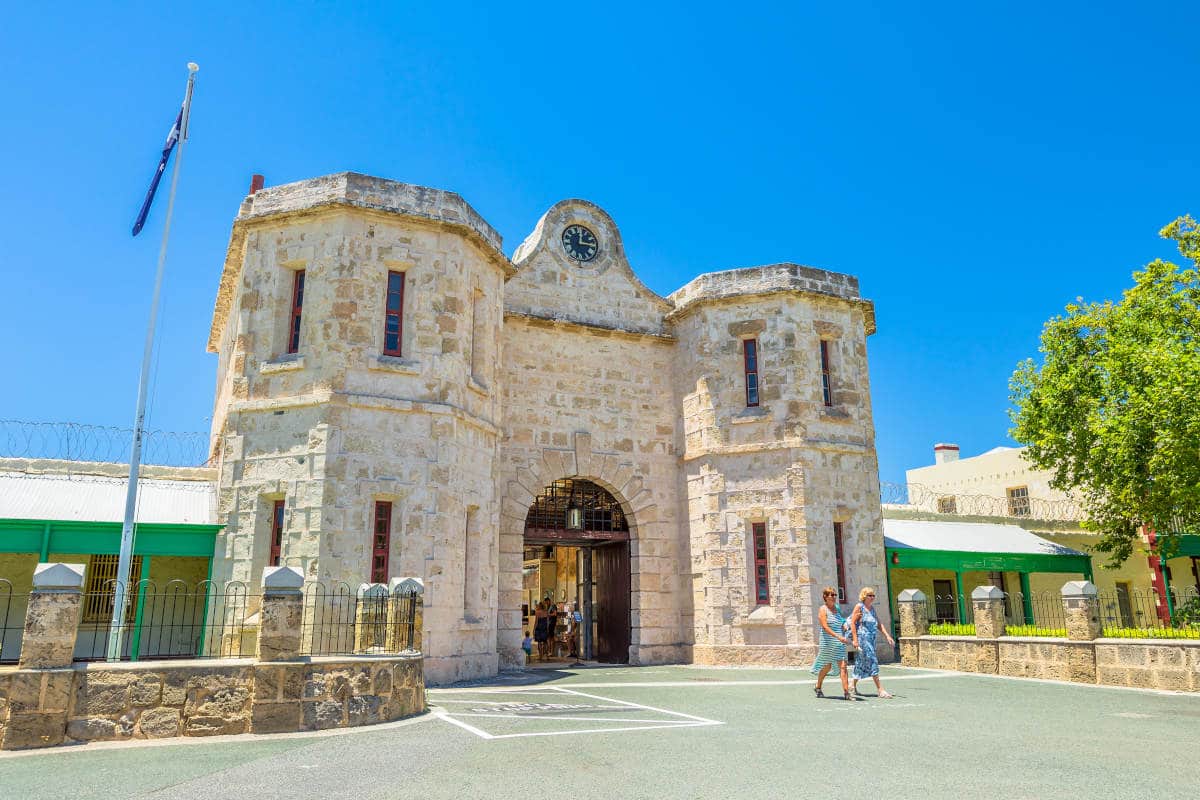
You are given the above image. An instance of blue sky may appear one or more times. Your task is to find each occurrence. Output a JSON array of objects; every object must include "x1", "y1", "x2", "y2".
[{"x1": 0, "y1": 2, "x2": 1195, "y2": 486}]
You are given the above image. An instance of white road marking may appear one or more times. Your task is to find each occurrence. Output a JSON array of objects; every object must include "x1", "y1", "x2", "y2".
[
  {"x1": 429, "y1": 672, "x2": 959, "y2": 693},
  {"x1": 450, "y1": 713, "x2": 699, "y2": 724},
  {"x1": 432, "y1": 686, "x2": 722, "y2": 740},
  {"x1": 432, "y1": 710, "x2": 496, "y2": 739}
]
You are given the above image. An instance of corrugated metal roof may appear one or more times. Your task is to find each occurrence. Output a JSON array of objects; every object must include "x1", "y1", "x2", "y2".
[
  {"x1": 883, "y1": 518, "x2": 1085, "y2": 557},
  {"x1": 0, "y1": 472, "x2": 216, "y2": 526}
]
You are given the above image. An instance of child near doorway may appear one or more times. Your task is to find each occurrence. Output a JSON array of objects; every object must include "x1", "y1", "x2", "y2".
[{"x1": 522, "y1": 631, "x2": 533, "y2": 660}]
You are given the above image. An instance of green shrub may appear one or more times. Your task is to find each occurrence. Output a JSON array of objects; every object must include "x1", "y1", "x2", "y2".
[
  {"x1": 929, "y1": 622, "x2": 975, "y2": 636},
  {"x1": 1004, "y1": 624, "x2": 1068, "y2": 638},
  {"x1": 1171, "y1": 596, "x2": 1200, "y2": 628},
  {"x1": 1102, "y1": 626, "x2": 1200, "y2": 639}
]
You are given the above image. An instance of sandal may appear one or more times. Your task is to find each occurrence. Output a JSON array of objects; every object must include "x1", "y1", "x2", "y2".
[
  {"x1": 813, "y1": 686, "x2": 824, "y2": 698},
  {"x1": 843, "y1": 691, "x2": 853, "y2": 701},
  {"x1": 879, "y1": 690, "x2": 894, "y2": 699}
]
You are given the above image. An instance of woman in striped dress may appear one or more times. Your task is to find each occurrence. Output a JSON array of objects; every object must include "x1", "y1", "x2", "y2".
[{"x1": 811, "y1": 586, "x2": 852, "y2": 699}]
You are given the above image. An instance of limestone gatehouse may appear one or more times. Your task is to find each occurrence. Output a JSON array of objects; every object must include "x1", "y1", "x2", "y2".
[{"x1": 208, "y1": 172, "x2": 887, "y2": 683}]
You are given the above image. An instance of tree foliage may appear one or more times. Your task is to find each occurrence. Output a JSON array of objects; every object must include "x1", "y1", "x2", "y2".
[{"x1": 1010, "y1": 215, "x2": 1200, "y2": 565}]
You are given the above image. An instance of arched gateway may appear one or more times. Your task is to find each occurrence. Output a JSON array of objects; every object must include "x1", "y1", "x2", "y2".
[{"x1": 521, "y1": 478, "x2": 631, "y2": 663}]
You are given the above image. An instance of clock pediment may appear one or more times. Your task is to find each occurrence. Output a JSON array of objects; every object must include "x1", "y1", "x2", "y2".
[{"x1": 508, "y1": 199, "x2": 671, "y2": 336}]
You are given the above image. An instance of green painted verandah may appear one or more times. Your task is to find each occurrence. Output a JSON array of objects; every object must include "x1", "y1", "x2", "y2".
[
  {"x1": 1, "y1": 517, "x2": 222, "y2": 661},
  {"x1": 885, "y1": 545, "x2": 1094, "y2": 627}
]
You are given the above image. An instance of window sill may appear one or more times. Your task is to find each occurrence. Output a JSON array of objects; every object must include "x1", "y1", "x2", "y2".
[
  {"x1": 467, "y1": 377, "x2": 489, "y2": 397},
  {"x1": 369, "y1": 355, "x2": 421, "y2": 375},
  {"x1": 261, "y1": 355, "x2": 305, "y2": 374},
  {"x1": 731, "y1": 407, "x2": 769, "y2": 424},
  {"x1": 738, "y1": 605, "x2": 779, "y2": 625}
]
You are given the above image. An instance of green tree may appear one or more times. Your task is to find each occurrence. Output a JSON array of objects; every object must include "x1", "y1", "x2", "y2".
[{"x1": 1009, "y1": 215, "x2": 1200, "y2": 565}]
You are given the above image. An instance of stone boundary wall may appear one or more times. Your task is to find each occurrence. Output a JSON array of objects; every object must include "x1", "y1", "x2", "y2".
[
  {"x1": 902, "y1": 635, "x2": 1200, "y2": 691},
  {"x1": 0, "y1": 564, "x2": 427, "y2": 750},
  {"x1": 896, "y1": 584, "x2": 1200, "y2": 692},
  {"x1": 0, "y1": 654, "x2": 424, "y2": 749}
]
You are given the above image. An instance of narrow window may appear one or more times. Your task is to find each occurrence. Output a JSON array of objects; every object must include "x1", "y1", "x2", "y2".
[
  {"x1": 371, "y1": 501, "x2": 392, "y2": 584},
  {"x1": 82, "y1": 554, "x2": 142, "y2": 624},
  {"x1": 833, "y1": 521, "x2": 847, "y2": 604},
  {"x1": 937, "y1": 496, "x2": 957, "y2": 514},
  {"x1": 743, "y1": 339, "x2": 760, "y2": 407},
  {"x1": 287, "y1": 270, "x2": 305, "y2": 354},
  {"x1": 269, "y1": 499, "x2": 285, "y2": 567},
  {"x1": 470, "y1": 289, "x2": 485, "y2": 384},
  {"x1": 464, "y1": 506, "x2": 478, "y2": 617},
  {"x1": 819, "y1": 339, "x2": 833, "y2": 407},
  {"x1": 751, "y1": 521, "x2": 769, "y2": 605},
  {"x1": 1007, "y1": 486, "x2": 1030, "y2": 517},
  {"x1": 383, "y1": 271, "x2": 405, "y2": 357}
]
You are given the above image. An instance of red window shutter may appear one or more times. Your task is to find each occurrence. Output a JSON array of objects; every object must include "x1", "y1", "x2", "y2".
[
  {"x1": 833, "y1": 521, "x2": 847, "y2": 603},
  {"x1": 287, "y1": 270, "x2": 305, "y2": 354},
  {"x1": 752, "y1": 522, "x2": 769, "y2": 605},
  {"x1": 372, "y1": 501, "x2": 392, "y2": 583},
  {"x1": 383, "y1": 271, "x2": 405, "y2": 356},
  {"x1": 269, "y1": 499, "x2": 285, "y2": 567}
]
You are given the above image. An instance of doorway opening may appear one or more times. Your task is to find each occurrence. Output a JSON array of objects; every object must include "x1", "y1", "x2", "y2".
[{"x1": 521, "y1": 478, "x2": 631, "y2": 665}]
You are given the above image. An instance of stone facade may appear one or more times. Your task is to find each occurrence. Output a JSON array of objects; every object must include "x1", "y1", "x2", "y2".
[{"x1": 207, "y1": 173, "x2": 886, "y2": 682}]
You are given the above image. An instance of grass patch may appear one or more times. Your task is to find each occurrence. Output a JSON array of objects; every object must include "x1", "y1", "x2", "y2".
[
  {"x1": 929, "y1": 622, "x2": 975, "y2": 636},
  {"x1": 1004, "y1": 625, "x2": 1068, "y2": 638},
  {"x1": 1102, "y1": 626, "x2": 1200, "y2": 640}
]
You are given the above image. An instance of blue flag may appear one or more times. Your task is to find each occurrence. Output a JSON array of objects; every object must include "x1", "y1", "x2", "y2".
[{"x1": 131, "y1": 107, "x2": 183, "y2": 236}]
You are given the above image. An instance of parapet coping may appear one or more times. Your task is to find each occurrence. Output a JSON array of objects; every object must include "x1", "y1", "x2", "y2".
[{"x1": 503, "y1": 310, "x2": 676, "y2": 343}]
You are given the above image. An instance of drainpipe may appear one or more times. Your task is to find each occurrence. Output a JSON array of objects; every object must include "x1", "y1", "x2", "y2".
[
  {"x1": 954, "y1": 570, "x2": 966, "y2": 624},
  {"x1": 1018, "y1": 572, "x2": 1033, "y2": 625}
]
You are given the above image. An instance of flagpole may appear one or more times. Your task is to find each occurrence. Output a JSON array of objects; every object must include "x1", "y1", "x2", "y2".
[{"x1": 107, "y1": 62, "x2": 199, "y2": 661}]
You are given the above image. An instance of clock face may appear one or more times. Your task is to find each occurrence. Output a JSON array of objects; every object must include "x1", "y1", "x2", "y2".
[{"x1": 561, "y1": 224, "x2": 599, "y2": 262}]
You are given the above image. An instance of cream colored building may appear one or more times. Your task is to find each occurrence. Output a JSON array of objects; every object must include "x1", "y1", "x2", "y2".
[
  {"x1": 895, "y1": 443, "x2": 1200, "y2": 627},
  {"x1": 199, "y1": 172, "x2": 888, "y2": 683}
]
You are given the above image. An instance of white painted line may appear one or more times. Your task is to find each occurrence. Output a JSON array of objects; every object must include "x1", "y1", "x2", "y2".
[
  {"x1": 432, "y1": 710, "x2": 496, "y2": 740},
  {"x1": 432, "y1": 673, "x2": 960, "y2": 692},
  {"x1": 554, "y1": 687, "x2": 723, "y2": 725},
  {"x1": 450, "y1": 713, "x2": 699, "y2": 725},
  {"x1": 488, "y1": 722, "x2": 717, "y2": 740},
  {"x1": 909, "y1": 667, "x2": 1200, "y2": 698}
]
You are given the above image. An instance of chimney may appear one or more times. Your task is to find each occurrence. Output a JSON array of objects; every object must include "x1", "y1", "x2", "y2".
[
  {"x1": 933, "y1": 443, "x2": 960, "y2": 465},
  {"x1": 249, "y1": 174, "x2": 265, "y2": 195}
]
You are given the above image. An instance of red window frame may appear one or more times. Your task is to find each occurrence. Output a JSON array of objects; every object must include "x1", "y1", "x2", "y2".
[
  {"x1": 287, "y1": 270, "x2": 305, "y2": 354},
  {"x1": 743, "y1": 339, "x2": 760, "y2": 408},
  {"x1": 269, "y1": 499, "x2": 285, "y2": 567},
  {"x1": 371, "y1": 501, "x2": 392, "y2": 584},
  {"x1": 833, "y1": 521, "x2": 847, "y2": 603},
  {"x1": 819, "y1": 339, "x2": 833, "y2": 407},
  {"x1": 383, "y1": 271, "x2": 405, "y2": 357},
  {"x1": 752, "y1": 522, "x2": 769, "y2": 605}
]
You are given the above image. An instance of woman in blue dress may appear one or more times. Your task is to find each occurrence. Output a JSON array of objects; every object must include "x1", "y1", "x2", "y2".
[
  {"x1": 849, "y1": 586, "x2": 895, "y2": 698},
  {"x1": 810, "y1": 586, "x2": 852, "y2": 699}
]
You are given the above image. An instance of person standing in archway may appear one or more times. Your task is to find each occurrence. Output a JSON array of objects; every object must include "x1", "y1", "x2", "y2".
[
  {"x1": 533, "y1": 599, "x2": 551, "y2": 661},
  {"x1": 811, "y1": 587, "x2": 852, "y2": 700}
]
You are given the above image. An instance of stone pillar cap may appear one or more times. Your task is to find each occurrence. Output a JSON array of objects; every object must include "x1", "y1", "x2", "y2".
[
  {"x1": 1061, "y1": 580, "x2": 1098, "y2": 598},
  {"x1": 897, "y1": 588, "x2": 926, "y2": 603},
  {"x1": 32, "y1": 562, "x2": 86, "y2": 590},
  {"x1": 358, "y1": 582, "x2": 389, "y2": 599},
  {"x1": 389, "y1": 576, "x2": 425, "y2": 595},
  {"x1": 262, "y1": 565, "x2": 304, "y2": 593},
  {"x1": 972, "y1": 585, "x2": 1005, "y2": 601}
]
